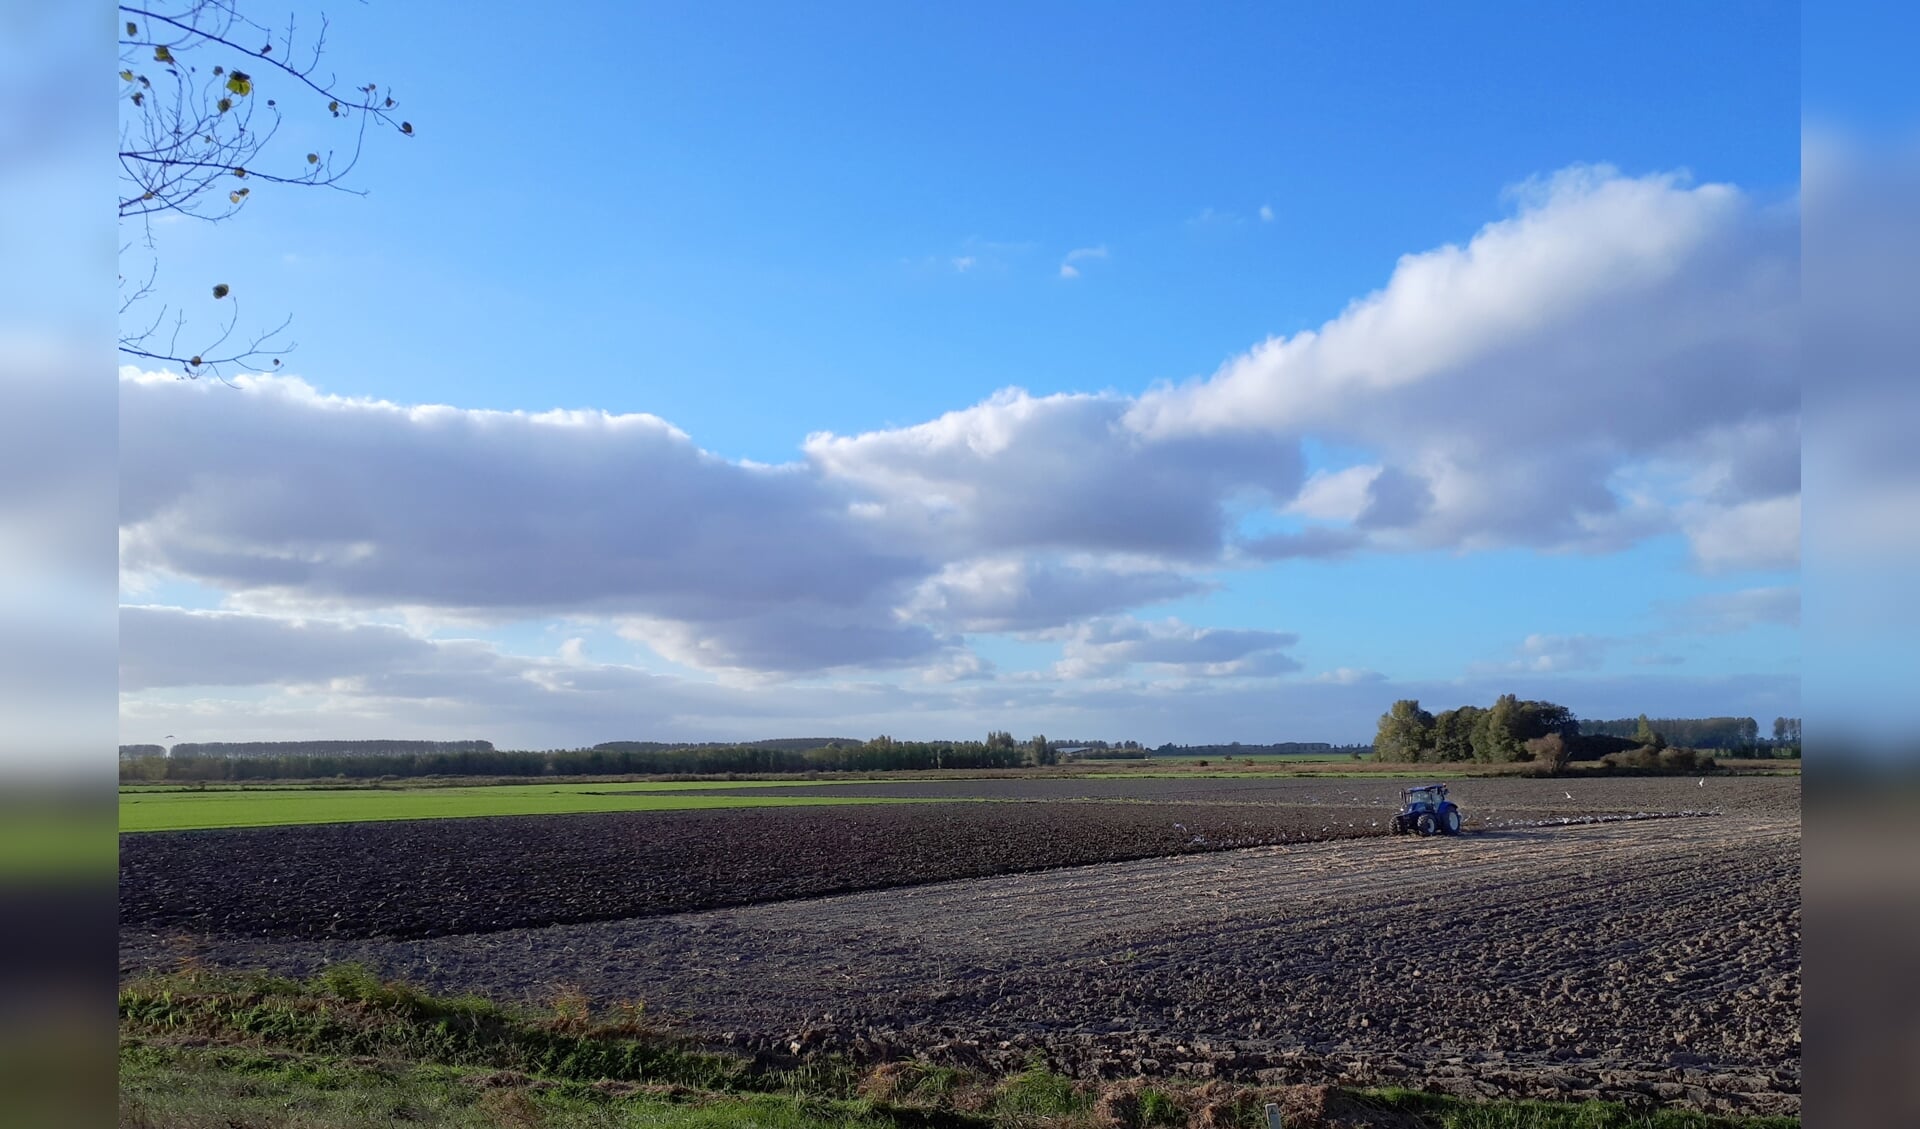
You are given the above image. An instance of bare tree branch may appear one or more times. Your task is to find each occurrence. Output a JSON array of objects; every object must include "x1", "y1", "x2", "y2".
[{"x1": 117, "y1": 0, "x2": 411, "y2": 379}]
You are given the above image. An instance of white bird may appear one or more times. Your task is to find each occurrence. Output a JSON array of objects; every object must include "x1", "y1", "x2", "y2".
[
  {"x1": 1564, "y1": 791, "x2": 1573, "y2": 800},
  {"x1": 1698, "y1": 779, "x2": 1705, "y2": 787}
]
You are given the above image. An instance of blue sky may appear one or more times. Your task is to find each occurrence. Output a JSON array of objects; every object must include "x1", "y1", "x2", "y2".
[{"x1": 117, "y1": 2, "x2": 1802, "y2": 746}]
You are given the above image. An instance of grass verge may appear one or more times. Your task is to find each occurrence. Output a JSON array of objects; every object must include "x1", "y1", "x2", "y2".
[{"x1": 119, "y1": 965, "x2": 1797, "y2": 1129}]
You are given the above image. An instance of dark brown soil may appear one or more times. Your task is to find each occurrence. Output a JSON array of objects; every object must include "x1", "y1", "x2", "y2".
[{"x1": 118, "y1": 800, "x2": 1398, "y2": 940}]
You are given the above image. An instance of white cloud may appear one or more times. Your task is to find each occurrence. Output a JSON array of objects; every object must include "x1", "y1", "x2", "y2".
[
  {"x1": 1286, "y1": 465, "x2": 1381, "y2": 523},
  {"x1": 119, "y1": 372, "x2": 938, "y2": 675},
  {"x1": 904, "y1": 556, "x2": 1201, "y2": 634},
  {"x1": 1683, "y1": 494, "x2": 1800, "y2": 574},
  {"x1": 1259, "y1": 204, "x2": 1274, "y2": 223},
  {"x1": 1131, "y1": 166, "x2": 1798, "y2": 563},
  {"x1": 1474, "y1": 633, "x2": 1612, "y2": 675},
  {"x1": 1058, "y1": 245, "x2": 1108, "y2": 280},
  {"x1": 1052, "y1": 616, "x2": 1300, "y2": 680},
  {"x1": 613, "y1": 607, "x2": 946, "y2": 677},
  {"x1": 804, "y1": 388, "x2": 1300, "y2": 562},
  {"x1": 120, "y1": 605, "x2": 437, "y2": 691},
  {"x1": 952, "y1": 255, "x2": 976, "y2": 272},
  {"x1": 1312, "y1": 667, "x2": 1386, "y2": 685},
  {"x1": 920, "y1": 650, "x2": 995, "y2": 684}
]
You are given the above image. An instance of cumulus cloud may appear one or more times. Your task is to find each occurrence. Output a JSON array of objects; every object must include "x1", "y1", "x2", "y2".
[
  {"x1": 1475, "y1": 633, "x2": 1612, "y2": 675},
  {"x1": 1052, "y1": 616, "x2": 1301, "y2": 680},
  {"x1": 920, "y1": 650, "x2": 995, "y2": 684},
  {"x1": 120, "y1": 605, "x2": 438, "y2": 691},
  {"x1": 904, "y1": 556, "x2": 1201, "y2": 634},
  {"x1": 804, "y1": 389, "x2": 1301, "y2": 562},
  {"x1": 1682, "y1": 494, "x2": 1800, "y2": 574},
  {"x1": 1286, "y1": 465, "x2": 1379, "y2": 523},
  {"x1": 119, "y1": 372, "x2": 938, "y2": 674},
  {"x1": 1132, "y1": 166, "x2": 1798, "y2": 563}
]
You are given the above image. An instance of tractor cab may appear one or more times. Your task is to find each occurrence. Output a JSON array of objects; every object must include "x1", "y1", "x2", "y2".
[{"x1": 1391, "y1": 783, "x2": 1463, "y2": 836}]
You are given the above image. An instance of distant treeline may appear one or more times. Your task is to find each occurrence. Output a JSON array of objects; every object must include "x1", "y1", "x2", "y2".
[
  {"x1": 120, "y1": 734, "x2": 1047, "y2": 781},
  {"x1": 1577, "y1": 716, "x2": 1801, "y2": 751},
  {"x1": 591, "y1": 737, "x2": 862, "y2": 754},
  {"x1": 1150, "y1": 741, "x2": 1373, "y2": 759}
]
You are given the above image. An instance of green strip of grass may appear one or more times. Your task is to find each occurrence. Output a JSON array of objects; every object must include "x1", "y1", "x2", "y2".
[
  {"x1": 118, "y1": 967, "x2": 1797, "y2": 1129},
  {"x1": 121, "y1": 1045, "x2": 920, "y2": 1129},
  {"x1": 119, "y1": 777, "x2": 912, "y2": 794},
  {"x1": 118, "y1": 786, "x2": 937, "y2": 833}
]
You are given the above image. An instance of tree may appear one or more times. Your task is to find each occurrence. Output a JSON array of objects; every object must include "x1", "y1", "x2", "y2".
[
  {"x1": 1430, "y1": 706, "x2": 1482, "y2": 762},
  {"x1": 1513, "y1": 699, "x2": 1577, "y2": 743},
  {"x1": 119, "y1": 2, "x2": 415, "y2": 378},
  {"x1": 1471, "y1": 694, "x2": 1526, "y2": 763},
  {"x1": 1631, "y1": 714, "x2": 1667, "y2": 752},
  {"x1": 1027, "y1": 734, "x2": 1054, "y2": 767},
  {"x1": 1374, "y1": 699, "x2": 1434, "y2": 763}
]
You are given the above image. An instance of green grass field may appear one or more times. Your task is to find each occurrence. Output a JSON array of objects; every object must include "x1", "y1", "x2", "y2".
[{"x1": 119, "y1": 780, "x2": 933, "y2": 833}]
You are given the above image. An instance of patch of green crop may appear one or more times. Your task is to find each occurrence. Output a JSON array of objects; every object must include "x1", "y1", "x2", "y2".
[{"x1": 118, "y1": 784, "x2": 943, "y2": 833}]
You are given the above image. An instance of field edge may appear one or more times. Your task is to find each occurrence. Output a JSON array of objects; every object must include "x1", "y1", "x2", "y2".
[{"x1": 118, "y1": 963, "x2": 1800, "y2": 1129}]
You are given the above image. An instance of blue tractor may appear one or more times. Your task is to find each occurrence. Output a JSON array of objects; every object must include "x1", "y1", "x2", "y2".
[{"x1": 1390, "y1": 783, "x2": 1463, "y2": 836}]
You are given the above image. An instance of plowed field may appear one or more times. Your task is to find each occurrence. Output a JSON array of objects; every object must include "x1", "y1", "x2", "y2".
[{"x1": 119, "y1": 775, "x2": 1800, "y2": 1115}]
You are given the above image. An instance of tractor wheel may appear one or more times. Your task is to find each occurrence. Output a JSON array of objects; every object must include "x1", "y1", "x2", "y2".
[
  {"x1": 1444, "y1": 809, "x2": 1462, "y2": 835},
  {"x1": 1416, "y1": 813, "x2": 1437, "y2": 836}
]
